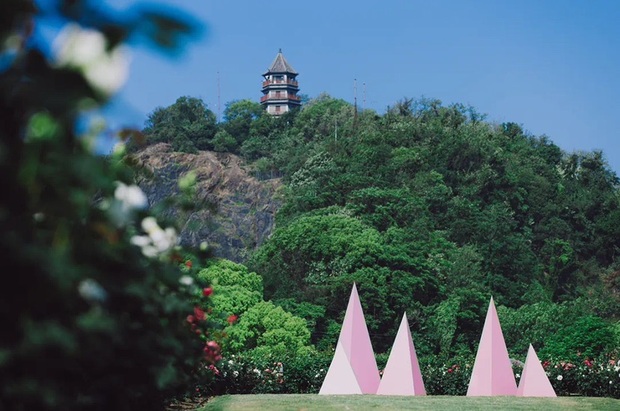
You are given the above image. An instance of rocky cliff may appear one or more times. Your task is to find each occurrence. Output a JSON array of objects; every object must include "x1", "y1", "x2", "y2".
[{"x1": 133, "y1": 143, "x2": 282, "y2": 262}]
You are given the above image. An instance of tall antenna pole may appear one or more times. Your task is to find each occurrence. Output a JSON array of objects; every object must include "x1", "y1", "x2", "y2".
[
  {"x1": 363, "y1": 82, "x2": 366, "y2": 110},
  {"x1": 353, "y1": 78, "x2": 357, "y2": 111},
  {"x1": 217, "y1": 71, "x2": 221, "y2": 122},
  {"x1": 353, "y1": 78, "x2": 358, "y2": 124}
]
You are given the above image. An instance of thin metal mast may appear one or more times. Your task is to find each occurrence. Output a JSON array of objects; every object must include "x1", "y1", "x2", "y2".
[
  {"x1": 363, "y1": 82, "x2": 366, "y2": 110},
  {"x1": 217, "y1": 71, "x2": 221, "y2": 122}
]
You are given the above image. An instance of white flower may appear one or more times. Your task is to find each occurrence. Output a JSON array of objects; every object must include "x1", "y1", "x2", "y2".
[
  {"x1": 141, "y1": 216, "x2": 159, "y2": 233},
  {"x1": 179, "y1": 275, "x2": 194, "y2": 286},
  {"x1": 108, "y1": 182, "x2": 148, "y2": 226},
  {"x1": 515, "y1": 374, "x2": 520, "y2": 379},
  {"x1": 557, "y1": 375, "x2": 563, "y2": 381},
  {"x1": 78, "y1": 278, "x2": 107, "y2": 303},
  {"x1": 115, "y1": 182, "x2": 148, "y2": 211},
  {"x1": 53, "y1": 23, "x2": 130, "y2": 95},
  {"x1": 233, "y1": 371, "x2": 239, "y2": 378},
  {"x1": 228, "y1": 360, "x2": 234, "y2": 365},
  {"x1": 253, "y1": 368, "x2": 261, "y2": 375},
  {"x1": 130, "y1": 235, "x2": 150, "y2": 247},
  {"x1": 131, "y1": 217, "x2": 178, "y2": 258}
]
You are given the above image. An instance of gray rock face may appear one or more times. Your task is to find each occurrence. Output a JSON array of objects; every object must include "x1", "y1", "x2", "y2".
[{"x1": 133, "y1": 143, "x2": 282, "y2": 262}]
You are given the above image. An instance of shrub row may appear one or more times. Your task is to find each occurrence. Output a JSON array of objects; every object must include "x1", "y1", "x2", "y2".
[{"x1": 196, "y1": 351, "x2": 620, "y2": 398}]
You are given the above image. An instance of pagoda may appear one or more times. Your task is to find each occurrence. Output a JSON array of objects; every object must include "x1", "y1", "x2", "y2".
[{"x1": 261, "y1": 49, "x2": 301, "y2": 115}]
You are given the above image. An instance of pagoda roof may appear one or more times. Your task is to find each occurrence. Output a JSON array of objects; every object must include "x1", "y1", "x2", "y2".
[{"x1": 264, "y1": 49, "x2": 298, "y2": 75}]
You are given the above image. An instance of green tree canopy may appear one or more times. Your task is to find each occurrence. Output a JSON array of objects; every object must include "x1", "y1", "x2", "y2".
[{"x1": 142, "y1": 96, "x2": 217, "y2": 152}]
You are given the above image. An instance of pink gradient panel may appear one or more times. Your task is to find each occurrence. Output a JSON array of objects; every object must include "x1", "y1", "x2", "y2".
[
  {"x1": 467, "y1": 297, "x2": 517, "y2": 396},
  {"x1": 319, "y1": 341, "x2": 362, "y2": 395},
  {"x1": 516, "y1": 344, "x2": 556, "y2": 397},
  {"x1": 377, "y1": 313, "x2": 426, "y2": 396}
]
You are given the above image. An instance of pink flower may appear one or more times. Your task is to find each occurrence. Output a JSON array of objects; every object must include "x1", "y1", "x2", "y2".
[
  {"x1": 203, "y1": 341, "x2": 222, "y2": 363},
  {"x1": 194, "y1": 306, "x2": 206, "y2": 321}
]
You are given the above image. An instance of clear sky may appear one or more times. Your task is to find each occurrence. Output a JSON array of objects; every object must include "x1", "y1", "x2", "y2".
[{"x1": 100, "y1": 1, "x2": 620, "y2": 174}]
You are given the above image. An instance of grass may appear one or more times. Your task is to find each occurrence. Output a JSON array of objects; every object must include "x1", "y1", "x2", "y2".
[{"x1": 201, "y1": 394, "x2": 620, "y2": 411}]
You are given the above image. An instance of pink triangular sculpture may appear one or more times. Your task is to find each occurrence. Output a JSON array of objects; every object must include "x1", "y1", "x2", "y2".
[
  {"x1": 466, "y1": 297, "x2": 517, "y2": 396},
  {"x1": 318, "y1": 341, "x2": 362, "y2": 394},
  {"x1": 319, "y1": 283, "x2": 380, "y2": 394},
  {"x1": 516, "y1": 344, "x2": 556, "y2": 397},
  {"x1": 377, "y1": 313, "x2": 426, "y2": 395}
]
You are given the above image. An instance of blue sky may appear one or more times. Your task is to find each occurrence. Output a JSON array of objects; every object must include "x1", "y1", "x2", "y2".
[{"x1": 100, "y1": 0, "x2": 619, "y2": 173}]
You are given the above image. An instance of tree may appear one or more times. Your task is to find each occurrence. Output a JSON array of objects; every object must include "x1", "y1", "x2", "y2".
[
  {"x1": 212, "y1": 129, "x2": 237, "y2": 152},
  {"x1": 222, "y1": 99, "x2": 265, "y2": 147},
  {"x1": 142, "y1": 96, "x2": 217, "y2": 152},
  {"x1": 225, "y1": 301, "x2": 311, "y2": 354},
  {"x1": 197, "y1": 259, "x2": 263, "y2": 325}
]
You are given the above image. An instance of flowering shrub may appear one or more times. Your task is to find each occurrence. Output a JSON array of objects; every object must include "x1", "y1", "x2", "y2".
[
  {"x1": 0, "y1": 1, "x2": 205, "y2": 410},
  {"x1": 422, "y1": 355, "x2": 475, "y2": 395},
  {"x1": 545, "y1": 357, "x2": 620, "y2": 398},
  {"x1": 198, "y1": 348, "x2": 331, "y2": 395},
  {"x1": 194, "y1": 349, "x2": 620, "y2": 398}
]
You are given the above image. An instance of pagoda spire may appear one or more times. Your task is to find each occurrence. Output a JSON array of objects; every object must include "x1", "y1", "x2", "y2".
[{"x1": 260, "y1": 50, "x2": 301, "y2": 115}]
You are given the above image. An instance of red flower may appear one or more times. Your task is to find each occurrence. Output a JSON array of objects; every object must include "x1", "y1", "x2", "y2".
[
  {"x1": 227, "y1": 314, "x2": 238, "y2": 324},
  {"x1": 185, "y1": 260, "x2": 193, "y2": 268},
  {"x1": 186, "y1": 315, "x2": 195, "y2": 324},
  {"x1": 194, "y1": 306, "x2": 206, "y2": 321},
  {"x1": 448, "y1": 368, "x2": 453, "y2": 373},
  {"x1": 203, "y1": 340, "x2": 222, "y2": 363},
  {"x1": 202, "y1": 287, "x2": 213, "y2": 297},
  {"x1": 584, "y1": 359, "x2": 593, "y2": 367}
]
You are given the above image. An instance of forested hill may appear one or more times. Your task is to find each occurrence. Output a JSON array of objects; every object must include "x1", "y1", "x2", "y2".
[{"x1": 135, "y1": 94, "x2": 620, "y2": 355}]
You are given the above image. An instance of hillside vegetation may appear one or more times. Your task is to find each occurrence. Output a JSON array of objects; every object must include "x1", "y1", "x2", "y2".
[{"x1": 138, "y1": 95, "x2": 620, "y2": 361}]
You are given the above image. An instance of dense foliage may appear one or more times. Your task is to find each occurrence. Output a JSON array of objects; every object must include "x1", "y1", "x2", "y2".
[
  {"x1": 140, "y1": 93, "x2": 620, "y2": 362},
  {"x1": 0, "y1": 1, "x2": 220, "y2": 410},
  {"x1": 196, "y1": 259, "x2": 312, "y2": 355}
]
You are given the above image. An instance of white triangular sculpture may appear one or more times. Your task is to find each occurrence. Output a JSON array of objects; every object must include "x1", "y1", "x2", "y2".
[
  {"x1": 467, "y1": 297, "x2": 517, "y2": 396},
  {"x1": 516, "y1": 344, "x2": 556, "y2": 397},
  {"x1": 317, "y1": 341, "x2": 362, "y2": 394},
  {"x1": 377, "y1": 313, "x2": 426, "y2": 395},
  {"x1": 319, "y1": 283, "x2": 380, "y2": 394}
]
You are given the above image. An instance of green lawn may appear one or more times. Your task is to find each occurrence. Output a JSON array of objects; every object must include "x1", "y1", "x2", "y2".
[{"x1": 201, "y1": 394, "x2": 620, "y2": 411}]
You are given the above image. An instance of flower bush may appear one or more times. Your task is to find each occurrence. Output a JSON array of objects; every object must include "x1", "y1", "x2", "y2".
[
  {"x1": 194, "y1": 349, "x2": 620, "y2": 398},
  {"x1": 199, "y1": 348, "x2": 331, "y2": 395},
  {"x1": 0, "y1": 1, "x2": 207, "y2": 410},
  {"x1": 545, "y1": 357, "x2": 620, "y2": 398},
  {"x1": 422, "y1": 355, "x2": 475, "y2": 395}
]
